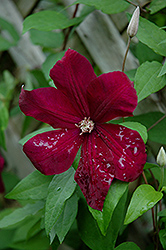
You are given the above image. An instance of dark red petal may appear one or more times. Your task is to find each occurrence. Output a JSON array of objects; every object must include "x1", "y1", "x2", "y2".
[
  {"x1": 87, "y1": 71, "x2": 137, "y2": 123},
  {"x1": 23, "y1": 128, "x2": 83, "y2": 175},
  {"x1": 19, "y1": 87, "x2": 81, "y2": 129},
  {"x1": 50, "y1": 49, "x2": 96, "y2": 117},
  {"x1": 75, "y1": 131, "x2": 114, "y2": 211},
  {"x1": 97, "y1": 124, "x2": 146, "y2": 182},
  {"x1": 0, "y1": 154, "x2": 4, "y2": 172}
]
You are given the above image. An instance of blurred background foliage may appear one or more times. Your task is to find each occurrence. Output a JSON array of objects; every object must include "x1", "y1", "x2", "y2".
[{"x1": 0, "y1": 0, "x2": 166, "y2": 249}]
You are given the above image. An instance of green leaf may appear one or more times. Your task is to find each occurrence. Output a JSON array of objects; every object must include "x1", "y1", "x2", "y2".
[
  {"x1": 0, "y1": 201, "x2": 44, "y2": 229},
  {"x1": 72, "y1": 147, "x2": 81, "y2": 170},
  {"x1": 134, "y1": 61, "x2": 166, "y2": 102},
  {"x1": 23, "y1": 10, "x2": 87, "y2": 33},
  {"x1": 121, "y1": 121, "x2": 148, "y2": 143},
  {"x1": 0, "y1": 35, "x2": 13, "y2": 51},
  {"x1": 64, "y1": 221, "x2": 81, "y2": 249},
  {"x1": 115, "y1": 242, "x2": 141, "y2": 250},
  {"x1": 0, "y1": 129, "x2": 6, "y2": 150},
  {"x1": 133, "y1": 42, "x2": 163, "y2": 65},
  {"x1": 0, "y1": 101, "x2": 9, "y2": 130},
  {"x1": 74, "y1": 0, "x2": 129, "y2": 14},
  {"x1": 161, "y1": 186, "x2": 166, "y2": 193},
  {"x1": 137, "y1": 17, "x2": 166, "y2": 57},
  {"x1": 50, "y1": 193, "x2": 78, "y2": 243},
  {"x1": 144, "y1": 162, "x2": 159, "y2": 170},
  {"x1": 3, "y1": 70, "x2": 17, "y2": 100},
  {"x1": 21, "y1": 116, "x2": 37, "y2": 138},
  {"x1": 0, "y1": 17, "x2": 19, "y2": 42},
  {"x1": 158, "y1": 60, "x2": 166, "y2": 77},
  {"x1": 51, "y1": 236, "x2": 60, "y2": 250},
  {"x1": 159, "y1": 229, "x2": 166, "y2": 250},
  {"x1": 148, "y1": 0, "x2": 166, "y2": 14},
  {"x1": 6, "y1": 170, "x2": 53, "y2": 200},
  {"x1": 158, "y1": 208, "x2": 166, "y2": 217},
  {"x1": 2, "y1": 171, "x2": 20, "y2": 194},
  {"x1": 0, "y1": 71, "x2": 17, "y2": 102},
  {"x1": 0, "y1": 17, "x2": 19, "y2": 51},
  {"x1": 27, "y1": 219, "x2": 42, "y2": 240},
  {"x1": 30, "y1": 29, "x2": 63, "y2": 48},
  {"x1": 89, "y1": 180, "x2": 128, "y2": 235},
  {"x1": 12, "y1": 215, "x2": 41, "y2": 242},
  {"x1": 0, "y1": 207, "x2": 15, "y2": 221},
  {"x1": 10, "y1": 230, "x2": 50, "y2": 250},
  {"x1": 151, "y1": 167, "x2": 166, "y2": 187},
  {"x1": 128, "y1": 112, "x2": 166, "y2": 144},
  {"x1": 124, "y1": 184, "x2": 163, "y2": 225},
  {"x1": 30, "y1": 69, "x2": 49, "y2": 88},
  {"x1": 45, "y1": 167, "x2": 77, "y2": 235},
  {"x1": 125, "y1": 69, "x2": 136, "y2": 82},
  {"x1": 42, "y1": 51, "x2": 65, "y2": 80},
  {"x1": 77, "y1": 189, "x2": 128, "y2": 250},
  {"x1": 0, "y1": 229, "x2": 15, "y2": 249}
]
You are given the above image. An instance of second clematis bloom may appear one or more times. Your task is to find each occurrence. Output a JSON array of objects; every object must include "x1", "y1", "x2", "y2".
[{"x1": 19, "y1": 49, "x2": 146, "y2": 211}]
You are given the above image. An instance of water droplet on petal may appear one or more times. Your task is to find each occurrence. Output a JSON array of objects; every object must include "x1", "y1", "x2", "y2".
[
  {"x1": 118, "y1": 156, "x2": 126, "y2": 169},
  {"x1": 123, "y1": 173, "x2": 127, "y2": 180},
  {"x1": 132, "y1": 145, "x2": 140, "y2": 156}
]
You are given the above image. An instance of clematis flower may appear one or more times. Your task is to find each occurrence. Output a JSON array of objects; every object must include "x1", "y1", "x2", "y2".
[
  {"x1": 19, "y1": 49, "x2": 146, "y2": 211},
  {"x1": 0, "y1": 154, "x2": 5, "y2": 193}
]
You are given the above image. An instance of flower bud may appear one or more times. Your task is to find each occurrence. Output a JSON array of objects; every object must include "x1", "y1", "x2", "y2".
[
  {"x1": 127, "y1": 6, "x2": 140, "y2": 38},
  {"x1": 157, "y1": 147, "x2": 166, "y2": 167}
]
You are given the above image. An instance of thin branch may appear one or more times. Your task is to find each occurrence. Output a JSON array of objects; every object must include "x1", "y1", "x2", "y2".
[
  {"x1": 151, "y1": 207, "x2": 156, "y2": 232},
  {"x1": 125, "y1": 0, "x2": 148, "y2": 13},
  {"x1": 142, "y1": 171, "x2": 148, "y2": 184},
  {"x1": 62, "y1": 4, "x2": 79, "y2": 51},
  {"x1": 125, "y1": 0, "x2": 137, "y2": 7},
  {"x1": 122, "y1": 37, "x2": 131, "y2": 72},
  {"x1": 148, "y1": 168, "x2": 162, "y2": 212},
  {"x1": 149, "y1": 169, "x2": 158, "y2": 190},
  {"x1": 147, "y1": 114, "x2": 166, "y2": 132}
]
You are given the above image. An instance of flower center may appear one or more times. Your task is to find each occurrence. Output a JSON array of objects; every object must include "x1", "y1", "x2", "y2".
[{"x1": 75, "y1": 117, "x2": 94, "y2": 135}]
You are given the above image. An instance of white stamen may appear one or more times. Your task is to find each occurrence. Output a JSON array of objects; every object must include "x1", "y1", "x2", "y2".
[{"x1": 75, "y1": 117, "x2": 94, "y2": 135}]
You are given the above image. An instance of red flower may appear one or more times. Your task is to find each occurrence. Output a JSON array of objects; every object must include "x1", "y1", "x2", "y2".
[
  {"x1": 19, "y1": 49, "x2": 146, "y2": 211},
  {"x1": 0, "y1": 154, "x2": 5, "y2": 193}
]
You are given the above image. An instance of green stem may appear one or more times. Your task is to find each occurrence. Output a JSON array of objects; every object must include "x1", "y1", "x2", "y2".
[
  {"x1": 125, "y1": 0, "x2": 148, "y2": 13},
  {"x1": 158, "y1": 166, "x2": 164, "y2": 191},
  {"x1": 142, "y1": 171, "x2": 148, "y2": 184},
  {"x1": 62, "y1": 4, "x2": 79, "y2": 51},
  {"x1": 122, "y1": 37, "x2": 131, "y2": 72},
  {"x1": 147, "y1": 114, "x2": 166, "y2": 132},
  {"x1": 149, "y1": 169, "x2": 158, "y2": 190},
  {"x1": 155, "y1": 204, "x2": 159, "y2": 250},
  {"x1": 125, "y1": 0, "x2": 137, "y2": 7}
]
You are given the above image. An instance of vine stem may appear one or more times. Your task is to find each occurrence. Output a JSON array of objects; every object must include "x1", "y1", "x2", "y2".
[
  {"x1": 148, "y1": 169, "x2": 158, "y2": 190},
  {"x1": 122, "y1": 37, "x2": 131, "y2": 72},
  {"x1": 147, "y1": 114, "x2": 166, "y2": 132},
  {"x1": 62, "y1": 4, "x2": 79, "y2": 51},
  {"x1": 125, "y1": 0, "x2": 137, "y2": 7},
  {"x1": 142, "y1": 171, "x2": 148, "y2": 184},
  {"x1": 125, "y1": 0, "x2": 148, "y2": 13}
]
